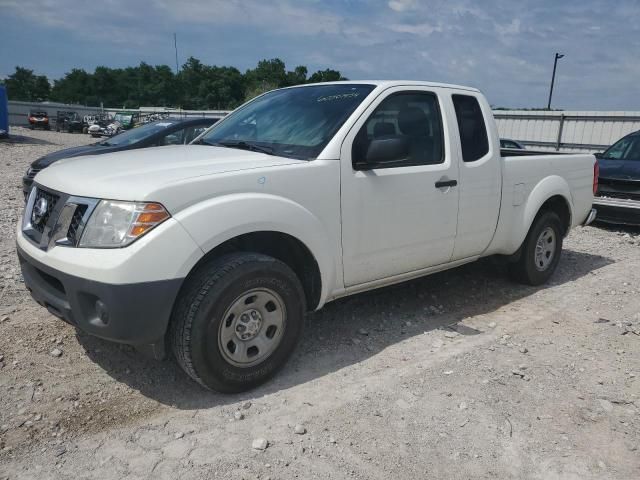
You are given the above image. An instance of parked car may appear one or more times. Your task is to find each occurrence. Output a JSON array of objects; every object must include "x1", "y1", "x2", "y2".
[
  {"x1": 594, "y1": 130, "x2": 640, "y2": 225},
  {"x1": 0, "y1": 85, "x2": 8, "y2": 138},
  {"x1": 28, "y1": 110, "x2": 50, "y2": 130},
  {"x1": 17, "y1": 81, "x2": 596, "y2": 393},
  {"x1": 22, "y1": 117, "x2": 217, "y2": 197},
  {"x1": 500, "y1": 138, "x2": 526, "y2": 149},
  {"x1": 55, "y1": 111, "x2": 83, "y2": 133}
]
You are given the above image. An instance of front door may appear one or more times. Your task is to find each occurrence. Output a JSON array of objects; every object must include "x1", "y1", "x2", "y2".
[{"x1": 340, "y1": 87, "x2": 460, "y2": 287}]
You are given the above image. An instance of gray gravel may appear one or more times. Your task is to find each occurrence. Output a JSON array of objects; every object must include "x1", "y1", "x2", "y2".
[{"x1": 0, "y1": 128, "x2": 639, "y2": 479}]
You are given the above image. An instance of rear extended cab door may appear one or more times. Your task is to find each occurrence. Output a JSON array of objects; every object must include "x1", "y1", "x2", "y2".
[
  {"x1": 450, "y1": 92, "x2": 501, "y2": 260},
  {"x1": 339, "y1": 86, "x2": 462, "y2": 287}
]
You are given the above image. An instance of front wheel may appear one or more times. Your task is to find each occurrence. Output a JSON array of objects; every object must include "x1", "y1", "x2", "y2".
[
  {"x1": 170, "y1": 253, "x2": 306, "y2": 393},
  {"x1": 509, "y1": 211, "x2": 563, "y2": 286}
]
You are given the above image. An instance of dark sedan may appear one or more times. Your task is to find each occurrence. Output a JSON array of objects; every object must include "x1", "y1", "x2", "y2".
[
  {"x1": 594, "y1": 130, "x2": 640, "y2": 225},
  {"x1": 23, "y1": 117, "x2": 218, "y2": 197}
]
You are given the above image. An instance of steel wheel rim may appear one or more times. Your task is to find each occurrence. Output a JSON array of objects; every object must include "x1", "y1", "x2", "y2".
[
  {"x1": 534, "y1": 226, "x2": 556, "y2": 271},
  {"x1": 218, "y1": 288, "x2": 286, "y2": 368}
]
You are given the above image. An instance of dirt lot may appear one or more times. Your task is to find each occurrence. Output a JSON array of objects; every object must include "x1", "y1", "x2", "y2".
[{"x1": 0, "y1": 127, "x2": 639, "y2": 479}]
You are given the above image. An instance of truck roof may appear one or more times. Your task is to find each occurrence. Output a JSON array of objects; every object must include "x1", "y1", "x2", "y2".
[{"x1": 288, "y1": 80, "x2": 481, "y2": 93}]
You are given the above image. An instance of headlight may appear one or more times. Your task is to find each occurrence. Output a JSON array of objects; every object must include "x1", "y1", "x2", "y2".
[{"x1": 79, "y1": 200, "x2": 170, "y2": 248}]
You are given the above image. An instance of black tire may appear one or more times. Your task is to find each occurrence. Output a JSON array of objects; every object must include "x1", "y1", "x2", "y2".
[
  {"x1": 509, "y1": 211, "x2": 563, "y2": 286},
  {"x1": 82, "y1": 126, "x2": 88, "y2": 134},
  {"x1": 170, "y1": 253, "x2": 306, "y2": 393}
]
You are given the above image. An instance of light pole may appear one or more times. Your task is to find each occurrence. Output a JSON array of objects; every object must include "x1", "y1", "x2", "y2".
[
  {"x1": 547, "y1": 52, "x2": 564, "y2": 110},
  {"x1": 174, "y1": 33, "x2": 179, "y2": 75}
]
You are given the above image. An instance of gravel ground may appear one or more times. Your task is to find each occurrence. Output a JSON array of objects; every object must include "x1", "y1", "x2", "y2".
[{"x1": 1, "y1": 128, "x2": 639, "y2": 479}]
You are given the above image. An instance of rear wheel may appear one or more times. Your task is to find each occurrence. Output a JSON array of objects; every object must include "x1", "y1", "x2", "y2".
[
  {"x1": 509, "y1": 211, "x2": 563, "y2": 286},
  {"x1": 170, "y1": 253, "x2": 306, "y2": 393}
]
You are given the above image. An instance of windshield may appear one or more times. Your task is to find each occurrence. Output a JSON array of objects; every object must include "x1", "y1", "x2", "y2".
[
  {"x1": 602, "y1": 135, "x2": 640, "y2": 161},
  {"x1": 199, "y1": 83, "x2": 375, "y2": 159},
  {"x1": 100, "y1": 121, "x2": 175, "y2": 146}
]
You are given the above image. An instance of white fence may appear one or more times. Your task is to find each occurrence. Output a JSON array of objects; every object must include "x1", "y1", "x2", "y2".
[
  {"x1": 8, "y1": 101, "x2": 229, "y2": 128},
  {"x1": 8, "y1": 101, "x2": 640, "y2": 153},
  {"x1": 494, "y1": 110, "x2": 640, "y2": 153},
  {"x1": 8, "y1": 101, "x2": 103, "y2": 127}
]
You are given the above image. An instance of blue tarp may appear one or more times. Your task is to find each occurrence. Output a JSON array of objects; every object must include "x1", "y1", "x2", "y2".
[{"x1": 0, "y1": 85, "x2": 8, "y2": 137}]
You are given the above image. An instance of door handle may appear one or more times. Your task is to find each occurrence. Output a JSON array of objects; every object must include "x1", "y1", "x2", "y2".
[{"x1": 435, "y1": 179, "x2": 458, "y2": 188}]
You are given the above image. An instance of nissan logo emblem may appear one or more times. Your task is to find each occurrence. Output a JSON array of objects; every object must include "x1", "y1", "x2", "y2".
[{"x1": 31, "y1": 197, "x2": 48, "y2": 225}]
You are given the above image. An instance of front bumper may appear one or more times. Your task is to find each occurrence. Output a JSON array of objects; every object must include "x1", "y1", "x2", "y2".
[
  {"x1": 593, "y1": 197, "x2": 640, "y2": 226},
  {"x1": 18, "y1": 244, "x2": 182, "y2": 357}
]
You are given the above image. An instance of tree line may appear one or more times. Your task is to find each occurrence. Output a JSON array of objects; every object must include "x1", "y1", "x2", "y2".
[{"x1": 1, "y1": 57, "x2": 346, "y2": 110}]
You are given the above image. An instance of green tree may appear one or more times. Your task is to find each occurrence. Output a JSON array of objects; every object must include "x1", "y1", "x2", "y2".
[
  {"x1": 4, "y1": 66, "x2": 51, "y2": 101},
  {"x1": 51, "y1": 68, "x2": 92, "y2": 104},
  {"x1": 245, "y1": 58, "x2": 288, "y2": 92},
  {"x1": 308, "y1": 69, "x2": 346, "y2": 83},
  {"x1": 22, "y1": 58, "x2": 346, "y2": 109},
  {"x1": 285, "y1": 65, "x2": 308, "y2": 86}
]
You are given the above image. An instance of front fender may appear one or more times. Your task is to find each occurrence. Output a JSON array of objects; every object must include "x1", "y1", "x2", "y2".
[{"x1": 173, "y1": 193, "x2": 338, "y2": 306}]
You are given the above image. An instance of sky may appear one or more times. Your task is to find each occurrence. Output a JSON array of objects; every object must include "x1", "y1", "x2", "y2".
[{"x1": 1, "y1": 0, "x2": 639, "y2": 110}]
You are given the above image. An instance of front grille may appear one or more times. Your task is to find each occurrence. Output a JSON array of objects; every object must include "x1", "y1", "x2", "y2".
[
  {"x1": 23, "y1": 188, "x2": 97, "y2": 250},
  {"x1": 66, "y1": 204, "x2": 87, "y2": 245},
  {"x1": 31, "y1": 189, "x2": 60, "y2": 234}
]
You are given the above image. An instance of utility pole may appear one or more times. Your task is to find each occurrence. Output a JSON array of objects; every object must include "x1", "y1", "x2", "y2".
[
  {"x1": 174, "y1": 33, "x2": 179, "y2": 75},
  {"x1": 547, "y1": 52, "x2": 564, "y2": 110}
]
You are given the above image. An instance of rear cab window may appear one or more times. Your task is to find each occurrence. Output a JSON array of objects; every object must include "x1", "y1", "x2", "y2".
[{"x1": 452, "y1": 94, "x2": 489, "y2": 162}]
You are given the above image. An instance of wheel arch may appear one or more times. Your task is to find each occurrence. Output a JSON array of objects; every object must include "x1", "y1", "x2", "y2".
[
  {"x1": 171, "y1": 193, "x2": 339, "y2": 308},
  {"x1": 178, "y1": 230, "x2": 323, "y2": 312},
  {"x1": 513, "y1": 176, "x2": 573, "y2": 253}
]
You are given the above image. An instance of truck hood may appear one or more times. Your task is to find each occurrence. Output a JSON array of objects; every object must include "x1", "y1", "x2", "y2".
[{"x1": 35, "y1": 145, "x2": 303, "y2": 201}]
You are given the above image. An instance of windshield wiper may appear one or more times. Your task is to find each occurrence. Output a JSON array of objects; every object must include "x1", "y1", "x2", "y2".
[
  {"x1": 216, "y1": 140, "x2": 275, "y2": 156},
  {"x1": 193, "y1": 138, "x2": 216, "y2": 146}
]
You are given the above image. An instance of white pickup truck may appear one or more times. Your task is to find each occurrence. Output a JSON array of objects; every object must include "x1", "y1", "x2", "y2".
[{"x1": 17, "y1": 81, "x2": 597, "y2": 392}]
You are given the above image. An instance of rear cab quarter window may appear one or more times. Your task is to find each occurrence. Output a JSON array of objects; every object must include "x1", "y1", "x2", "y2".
[{"x1": 452, "y1": 94, "x2": 490, "y2": 162}]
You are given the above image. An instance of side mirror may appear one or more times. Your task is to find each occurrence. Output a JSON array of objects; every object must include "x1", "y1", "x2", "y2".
[
  {"x1": 355, "y1": 137, "x2": 409, "y2": 170},
  {"x1": 594, "y1": 152, "x2": 603, "y2": 159}
]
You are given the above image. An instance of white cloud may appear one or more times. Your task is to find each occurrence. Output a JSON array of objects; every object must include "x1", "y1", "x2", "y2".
[
  {"x1": 389, "y1": 22, "x2": 443, "y2": 36},
  {"x1": 2, "y1": 0, "x2": 640, "y2": 109},
  {"x1": 497, "y1": 18, "x2": 521, "y2": 35},
  {"x1": 388, "y1": 0, "x2": 418, "y2": 12},
  {"x1": 150, "y1": 0, "x2": 343, "y2": 36}
]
